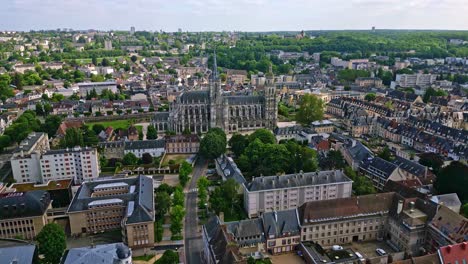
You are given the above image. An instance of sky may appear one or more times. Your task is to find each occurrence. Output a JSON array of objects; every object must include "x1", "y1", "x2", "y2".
[{"x1": 2, "y1": 0, "x2": 468, "y2": 32}]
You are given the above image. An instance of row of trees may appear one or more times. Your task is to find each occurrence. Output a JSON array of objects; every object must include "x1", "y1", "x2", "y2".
[{"x1": 229, "y1": 129, "x2": 318, "y2": 179}]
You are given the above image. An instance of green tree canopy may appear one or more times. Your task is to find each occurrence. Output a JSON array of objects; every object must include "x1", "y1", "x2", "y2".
[
  {"x1": 248, "y1": 128, "x2": 276, "y2": 145},
  {"x1": 296, "y1": 94, "x2": 324, "y2": 125},
  {"x1": 229, "y1": 133, "x2": 248, "y2": 157},
  {"x1": 365, "y1": 93, "x2": 376, "y2": 101},
  {"x1": 147, "y1": 125, "x2": 158, "y2": 139},
  {"x1": 36, "y1": 223, "x2": 66, "y2": 264},
  {"x1": 122, "y1": 152, "x2": 139, "y2": 165},
  {"x1": 199, "y1": 128, "x2": 227, "y2": 159},
  {"x1": 434, "y1": 161, "x2": 468, "y2": 201},
  {"x1": 60, "y1": 127, "x2": 84, "y2": 148}
]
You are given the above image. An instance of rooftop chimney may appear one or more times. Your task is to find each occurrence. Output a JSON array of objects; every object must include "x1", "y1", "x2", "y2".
[{"x1": 397, "y1": 200, "x2": 403, "y2": 215}]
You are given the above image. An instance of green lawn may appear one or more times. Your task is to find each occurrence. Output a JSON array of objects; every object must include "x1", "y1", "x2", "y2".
[
  {"x1": 87, "y1": 120, "x2": 133, "y2": 130},
  {"x1": 63, "y1": 56, "x2": 127, "y2": 65}
]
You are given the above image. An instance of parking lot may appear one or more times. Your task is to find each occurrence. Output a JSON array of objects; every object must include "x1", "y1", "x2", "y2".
[{"x1": 349, "y1": 240, "x2": 396, "y2": 258}]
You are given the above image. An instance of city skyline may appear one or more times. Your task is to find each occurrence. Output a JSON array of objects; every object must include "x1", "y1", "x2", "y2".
[{"x1": 2, "y1": 0, "x2": 468, "y2": 31}]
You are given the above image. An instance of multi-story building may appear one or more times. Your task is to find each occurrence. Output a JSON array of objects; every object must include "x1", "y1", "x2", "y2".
[
  {"x1": 310, "y1": 120, "x2": 334, "y2": 133},
  {"x1": 0, "y1": 191, "x2": 51, "y2": 240},
  {"x1": 395, "y1": 74, "x2": 437, "y2": 88},
  {"x1": 11, "y1": 132, "x2": 100, "y2": 184},
  {"x1": 298, "y1": 193, "x2": 394, "y2": 246},
  {"x1": 243, "y1": 170, "x2": 353, "y2": 218},
  {"x1": 40, "y1": 147, "x2": 100, "y2": 184},
  {"x1": 62, "y1": 243, "x2": 132, "y2": 264},
  {"x1": 123, "y1": 139, "x2": 165, "y2": 158},
  {"x1": 355, "y1": 77, "x2": 383, "y2": 88},
  {"x1": 165, "y1": 134, "x2": 200, "y2": 154},
  {"x1": 263, "y1": 209, "x2": 301, "y2": 255},
  {"x1": 426, "y1": 205, "x2": 468, "y2": 253},
  {"x1": 67, "y1": 175, "x2": 155, "y2": 249}
]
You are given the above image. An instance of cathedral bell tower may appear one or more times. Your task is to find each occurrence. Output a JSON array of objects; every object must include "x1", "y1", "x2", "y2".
[{"x1": 209, "y1": 51, "x2": 223, "y2": 129}]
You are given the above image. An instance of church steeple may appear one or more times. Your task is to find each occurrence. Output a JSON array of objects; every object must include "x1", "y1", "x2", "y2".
[{"x1": 211, "y1": 50, "x2": 219, "y2": 81}]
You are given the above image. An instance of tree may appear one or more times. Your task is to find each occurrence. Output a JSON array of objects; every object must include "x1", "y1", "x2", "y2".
[
  {"x1": 199, "y1": 129, "x2": 227, "y2": 159},
  {"x1": 229, "y1": 133, "x2": 248, "y2": 157},
  {"x1": 462, "y1": 203, "x2": 468, "y2": 218},
  {"x1": 0, "y1": 135, "x2": 11, "y2": 151},
  {"x1": 147, "y1": 125, "x2": 158, "y2": 139},
  {"x1": 320, "y1": 150, "x2": 345, "y2": 169},
  {"x1": 423, "y1": 87, "x2": 448, "y2": 103},
  {"x1": 60, "y1": 127, "x2": 84, "y2": 148},
  {"x1": 43, "y1": 103, "x2": 52, "y2": 115},
  {"x1": 209, "y1": 179, "x2": 240, "y2": 217},
  {"x1": 131, "y1": 55, "x2": 138, "y2": 63},
  {"x1": 155, "y1": 191, "x2": 171, "y2": 219},
  {"x1": 419, "y1": 153, "x2": 444, "y2": 174},
  {"x1": 122, "y1": 152, "x2": 139, "y2": 165},
  {"x1": 36, "y1": 223, "x2": 66, "y2": 264},
  {"x1": 248, "y1": 128, "x2": 276, "y2": 145},
  {"x1": 92, "y1": 124, "x2": 106, "y2": 135},
  {"x1": 179, "y1": 161, "x2": 192, "y2": 187},
  {"x1": 170, "y1": 205, "x2": 185, "y2": 237},
  {"x1": 343, "y1": 166, "x2": 376, "y2": 195},
  {"x1": 142, "y1": 153, "x2": 153, "y2": 164},
  {"x1": 377, "y1": 146, "x2": 392, "y2": 161},
  {"x1": 172, "y1": 186, "x2": 184, "y2": 207},
  {"x1": 296, "y1": 94, "x2": 324, "y2": 125},
  {"x1": 138, "y1": 130, "x2": 144, "y2": 140},
  {"x1": 35, "y1": 103, "x2": 44, "y2": 116},
  {"x1": 365, "y1": 93, "x2": 376, "y2": 101},
  {"x1": 41, "y1": 115, "x2": 62, "y2": 137},
  {"x1": 434, "y1": 161, "x2": 468, "y2": 201},
  {"x1": 155, "y1": 250, "x2": 179, "y2": 264},
  {"x1": 197, "y1": 176, "x2": 210, "y2": 209}
]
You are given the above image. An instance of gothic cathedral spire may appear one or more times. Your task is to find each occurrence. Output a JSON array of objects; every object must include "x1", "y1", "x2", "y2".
[{"x1": 211, "y1": 50, "x2": 219, "y2": 81}]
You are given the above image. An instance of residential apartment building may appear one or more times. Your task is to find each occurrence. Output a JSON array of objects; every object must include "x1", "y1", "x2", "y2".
[
  {"x1": 11, "y1": 132, "x2": 100, "y2": 184},
  {"x1": 67, "y1": 175, "x2": 155, "y2": 249},
  {"x1": 243, "y1": 170, "x2": 353, "y2": 218},
  {"x1": 165, "y1": 134, "x2": 200, "y2": 154},
  {"x1": 40, "y1": 147, "x2": 100, "y2": 184},
  {"x1": 0, "y1": 191, "x2": 51, "y2": 240},
  {"x1": 395, "y1": 74, "x2": 437, "y2": 88},
  {"x1": 263, "y1": 210, "x2": 301, "y2": 254},
  {"x1": 298, "y1": 193, "x2": 394, "y2": 246},
  {"x1": 355, "y1": 77, "x2": 383, "y2": 88}
]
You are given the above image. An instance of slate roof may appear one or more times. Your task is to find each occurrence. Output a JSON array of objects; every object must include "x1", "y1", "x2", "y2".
[
  {"x1": 180, "y1": 90, "x2": 209, "y2": 103},
  {"x1": 274, "y1": 125, "x2": 303, "y2": 136},
  {"x1": 298, "y1": 193, "x2": 395, "y2": 225},
  {"x1": 153, "y1": 112, "x2": 169, "y2": 122},
  {"x1": 225, "y1": 95, "x2": 265, "y2": 105},
  {"x1": 0, "y1": 243, "x2": 36, "y2": 264},
  {"x1": 391, "y1": 156, "x2": 427, "y2": 178},
  {"x1": 246, "y1": 170, "x2": 352, "y2": 192},
  {"x1": 215, "y1": 155, "x2": 246, "y2": 185},
  {"x1": 345, "y1": 140, "x2": 374, "y2": 163},
  {"x1": 430, "y1": 194, "x2": 462, "y2": 209},
  {"x1": 225, "y1": 218, "x2": 265, "y2": 246},
  {"x1": 61, "y1": 243, "x2": 131, "y2": 264},
  {"x1": 124, "y1": 139, "x2": 165, "y2": 150},
  {"x1": 67, "y1": 175, "x2": 154, "y2": 224},
  {"x1": 0, "y1": 191, "x2": 51, "y2": 219},
  {"x1": 262, "y1": 209, "x2": 300, "y2": 238},
  {"x1": 360, "y1": 157, "x2": 398, "y2": 180}
]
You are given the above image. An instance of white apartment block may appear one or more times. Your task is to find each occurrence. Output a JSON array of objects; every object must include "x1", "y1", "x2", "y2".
[
  {"x1": 40, "y1": 147, "x2": 100, "y2": 183},
  {"x1": 243, "y1": 170, "x2": 353, "y2": 218},
  {"x1": 11, "y1": 133, "x2": 100, "y2": 184},
  {"x1": 123, "y1": 139, "x2": 165, "y2": 158},
  {"x1": 395, "y1": 74, "x2": 437, "y2": 88}
]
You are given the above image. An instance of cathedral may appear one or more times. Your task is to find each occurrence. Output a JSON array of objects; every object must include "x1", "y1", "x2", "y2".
[{"x1": 153, "y1": 54, "x2": 278, "y2": 134}]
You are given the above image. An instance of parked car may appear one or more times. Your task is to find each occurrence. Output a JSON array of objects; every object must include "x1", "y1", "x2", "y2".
[
  {"x1": 332, "y1": 245, "x2": 343, "y2": 251},
  {"x1": 376, "y1": 248, "x2": 387, "y2": 256}
]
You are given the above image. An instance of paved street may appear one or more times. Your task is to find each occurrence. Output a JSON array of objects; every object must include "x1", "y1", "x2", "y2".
[{"x1": 184, "y1": 157, "x2": 207, "y2": 264}]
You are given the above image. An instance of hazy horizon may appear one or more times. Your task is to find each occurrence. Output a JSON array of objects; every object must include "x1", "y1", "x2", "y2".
[{"x1": 2, "y1": 0, "x2": 468, "y2": 32}]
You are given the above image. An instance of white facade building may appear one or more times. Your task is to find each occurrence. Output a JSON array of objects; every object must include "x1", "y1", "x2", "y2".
[
  {"x1": 243, "y1": 170, "x2": 353, "y2": 218},
  {"x1": 395, "y1": 74, "x2": 437, "y2": 87},
  {"x1": 123, "y1": 139, "x2": 165, "y2": 158}
]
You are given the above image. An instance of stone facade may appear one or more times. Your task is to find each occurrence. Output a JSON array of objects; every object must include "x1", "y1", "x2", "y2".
[{"x1": 154, "y1": 54, "x2": 277, "y2": 134}]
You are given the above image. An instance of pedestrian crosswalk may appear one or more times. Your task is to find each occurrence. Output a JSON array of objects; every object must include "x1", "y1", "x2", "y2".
[{"x1": 184, "y1": 188, "x2": 198, "y2": 193}]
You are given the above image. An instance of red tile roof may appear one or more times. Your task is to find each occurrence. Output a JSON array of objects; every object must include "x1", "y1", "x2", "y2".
[{"x1": 439, "y1": 242, "x2": 468, "y2": 264}]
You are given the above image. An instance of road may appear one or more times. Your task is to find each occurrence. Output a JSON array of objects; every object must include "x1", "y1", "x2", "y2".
[{"x1": 184, "y1": 157, "x2": 207, "y2": 264}]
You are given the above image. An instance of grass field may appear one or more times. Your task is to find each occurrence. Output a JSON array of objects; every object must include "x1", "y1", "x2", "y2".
[
  {"x1": 63, "y1": 56, "x2": 127, "y2": 65},
  {"x1": 87, "y1": 120, "x2": 133, "y2": 130}
]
